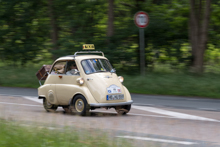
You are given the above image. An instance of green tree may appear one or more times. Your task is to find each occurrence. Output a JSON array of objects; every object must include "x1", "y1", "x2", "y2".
[{"x1": 0, "y1": 0, "x2": 48, "y2": 66}]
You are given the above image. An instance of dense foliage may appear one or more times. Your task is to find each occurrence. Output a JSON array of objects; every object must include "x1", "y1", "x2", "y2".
[{"x1": 0, "y1": 0, "x2": 219, "y2": 73}]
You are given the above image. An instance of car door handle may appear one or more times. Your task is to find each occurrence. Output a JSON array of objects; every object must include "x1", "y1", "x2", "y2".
[{"x1": 87, "y1": 78, "x2": 93, "y2": 81}]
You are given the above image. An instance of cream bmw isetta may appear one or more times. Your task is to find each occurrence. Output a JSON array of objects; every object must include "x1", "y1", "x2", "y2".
[{"x1": 37, "y1": 44, "x2": 133, "y2": 116}]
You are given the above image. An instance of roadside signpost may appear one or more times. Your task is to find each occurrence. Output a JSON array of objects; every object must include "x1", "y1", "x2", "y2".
[{"x1": 134, "y1": 11, "x2": 149, "y2": 75}]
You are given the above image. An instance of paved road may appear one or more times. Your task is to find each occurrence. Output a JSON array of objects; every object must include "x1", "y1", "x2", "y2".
[
  {"x1": 1, "y1": 86, "x2": 220, "y2": 147},
  {"x1": 0, "y1": 87, "x2": 37, "y2": 97},
  {"x1": 132, "y1": 94, "x2": 220, "y2": 111},
  {"x1": 1, "y1": 86, "x2": 220, "y2": 111}
]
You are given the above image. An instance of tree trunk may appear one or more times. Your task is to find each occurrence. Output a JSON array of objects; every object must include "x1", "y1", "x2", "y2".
[
  {"x1": 48, "y1": 0, "x2": 59, "y2": 60},
  {"x1": 189, "y1": 0, "x2": 211, "y2": 73},
  {"x1": 107, "y1": 0, "x2": 114, "y2": 38}
]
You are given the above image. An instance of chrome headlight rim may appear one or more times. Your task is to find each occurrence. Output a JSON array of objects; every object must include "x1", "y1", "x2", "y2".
[
  {"x1": 118, "y1": 76, "x2": 124, "y2": 83},
  {"x1": 77, "y1": 78, "x2": 84, "y2": 85}
]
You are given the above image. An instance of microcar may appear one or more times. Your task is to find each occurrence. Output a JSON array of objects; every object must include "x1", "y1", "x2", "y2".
[{"x1": 37, "y1": 44, "x2": 133, "y2": 116}]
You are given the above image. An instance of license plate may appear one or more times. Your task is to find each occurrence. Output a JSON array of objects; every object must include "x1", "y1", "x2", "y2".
[{"x1": 107, "y1": 94, "x2": 124, "y2": 100}]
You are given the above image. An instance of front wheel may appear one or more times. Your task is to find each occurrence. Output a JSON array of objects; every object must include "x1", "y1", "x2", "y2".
[
  {"x1": 71, "y1": 95, "x2": 90, "y2": 116},
  {"x1": 115, "y1": 104, "x2": 131, "y2": 115},
  {"x1": 43, "y1": 98, "x2": 58, "y2": 112}
]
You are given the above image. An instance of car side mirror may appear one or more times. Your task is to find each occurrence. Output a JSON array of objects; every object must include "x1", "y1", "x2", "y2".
[{"x1": 111, "y1": 68, "x2": 116, "y2": 73}]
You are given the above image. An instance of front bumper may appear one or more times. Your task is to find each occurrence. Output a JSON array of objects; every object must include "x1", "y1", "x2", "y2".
[{"x1": 89, "y1": 100, "x2": 133, "y2": 107}]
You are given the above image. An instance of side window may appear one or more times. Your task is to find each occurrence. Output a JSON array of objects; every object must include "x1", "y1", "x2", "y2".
[
  {"x1": 66, "y1": 61, "x2": 79, "y2": 75},
  {"x1": 50, "y1": 61, "x2": 67, "y2": 74}
]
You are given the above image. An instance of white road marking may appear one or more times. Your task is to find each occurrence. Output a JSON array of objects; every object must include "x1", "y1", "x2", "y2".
[
  {"x1": 92, "y1": 110, "x2": 177, "y2": 119},
  {"x1": 22, "y1": 96, "x2": 42, "y2": 104},
  {"x1": 133, "y1": 103, "x2": 155, "y2": 106},
  {"x1": 116, "y1": 136, "x2": 198, "y2": 145},
  {"x1": 92, "y1": 110, "x2": 220, "y2": 122},
  {"x1": 1, "y1": 95, "x2": 219, "y2": 122},
  {"x1": 132, "y1": 105, "x2": 220, "y2": 122},
  {"x1": 128, "y1": 112, "x2": 176, "y2": 119},
  {"x1": 0, "y1": 102, "x2": 42, "y2": 107}
]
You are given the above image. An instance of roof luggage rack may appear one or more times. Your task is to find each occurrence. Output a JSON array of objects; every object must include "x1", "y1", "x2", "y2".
[{"x1": 74, "y1": 51, "x2": 104, "y2": 57}]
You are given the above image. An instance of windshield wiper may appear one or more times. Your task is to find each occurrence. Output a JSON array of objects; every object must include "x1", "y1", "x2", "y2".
[{"x1": 96, "y1": 70, "x2": 106, "y2": 72}]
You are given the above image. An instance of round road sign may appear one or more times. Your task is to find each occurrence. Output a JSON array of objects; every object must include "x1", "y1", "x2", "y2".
[{"x1": 134, "y1": 11, "x2": 149, "y2": 28}]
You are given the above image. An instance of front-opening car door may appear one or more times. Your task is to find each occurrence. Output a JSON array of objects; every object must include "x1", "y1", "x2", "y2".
[
  {"x1": 46, "y1": 61, "x2": 67, "y2": 104},
  {"x1": 55, "y1": 60, "x2": 81, "y2": 105}
]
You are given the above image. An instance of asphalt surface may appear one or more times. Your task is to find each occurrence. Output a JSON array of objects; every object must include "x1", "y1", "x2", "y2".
[
  {"x1": 132, "y1": 94, "x2": 220, "y2": 111},
  {"x1": 1, "y1": 86, "x2": 220, "y2": 147},
  {"x1": 0, "y1": 86, "x2": 37, "y2": 97},
  {"x1": 1, "y1": 86, "x2": 220, "y2": 111},
  {"x1": 1, "y1": 95, "x2": 220, "y2": 147}
]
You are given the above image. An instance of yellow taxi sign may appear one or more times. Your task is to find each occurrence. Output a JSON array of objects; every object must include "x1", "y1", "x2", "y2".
[{"x1": 83, "y1": 44, "x2": 95, "y2": 50}]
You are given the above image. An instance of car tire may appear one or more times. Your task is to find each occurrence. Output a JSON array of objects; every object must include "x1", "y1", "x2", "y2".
[
  {"x1": 71, "y1": 95, "x2": 90, "y2": 116},
  {"x1": 43, "y1": 98, "x2": 58, "y2": 112},
  {"x1": 115, "y1": 104, "x2": 131, "y2": 115}
]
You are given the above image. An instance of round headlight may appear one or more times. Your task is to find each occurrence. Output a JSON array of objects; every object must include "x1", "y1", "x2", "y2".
[
  {"x1": 77, "y1": 78, "x2": 84, "y2": 85},
  {"x1": 118, "y1": 76, "x2": 124, "y2": 83}
]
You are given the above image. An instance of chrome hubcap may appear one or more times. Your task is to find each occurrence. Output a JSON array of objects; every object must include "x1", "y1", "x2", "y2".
[{"x1": 75, "y1": 99, "x2": 84, "y2": 112}]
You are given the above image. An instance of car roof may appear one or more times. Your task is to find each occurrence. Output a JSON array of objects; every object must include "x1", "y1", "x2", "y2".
[{"x1": 54, "y1": 54, "x2": 107, "y2": 62}]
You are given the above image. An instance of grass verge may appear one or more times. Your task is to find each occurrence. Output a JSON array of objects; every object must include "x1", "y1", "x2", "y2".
[
  {"x1": 0, "y1": 119, "x2": 130, "y2": 147},
  {"x1": 123, "y1": 72, "x2": 220, "y2": 99},
  {"x1": 1, "y1": 66, "x2": 220, "y2": 99},
  {"x1": 0, "y1": 66, "x2": 40, "y2": 88}
]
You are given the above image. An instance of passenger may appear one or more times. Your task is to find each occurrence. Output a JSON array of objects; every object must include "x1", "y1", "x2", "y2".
[{"x1": 66, "y1": 61, "x2": 78, "y2": 75}]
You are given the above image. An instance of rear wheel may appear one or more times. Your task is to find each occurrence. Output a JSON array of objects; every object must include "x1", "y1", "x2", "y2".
[
  {"x1": 115, "y1": 104, "x2": 131, "y2": 115},
  {"x1": 70, "y1": 95, "x2": 90, "y2": 116},
  {"x1": 43, "y1": 98, "x2": 58, "y2": 112}
]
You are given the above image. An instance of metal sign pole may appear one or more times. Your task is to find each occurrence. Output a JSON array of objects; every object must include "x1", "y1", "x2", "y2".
[
  {"x1": 139, "y1": 28, "x2": 145, "y2": 75},
  {"x1": 134, "y1": 11, "x2": 149, "y2": 76}
]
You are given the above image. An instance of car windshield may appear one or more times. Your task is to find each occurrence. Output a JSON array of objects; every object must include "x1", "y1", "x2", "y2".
[{"x1": 81, "y1": 59, "x2": 113, "y2": 74}]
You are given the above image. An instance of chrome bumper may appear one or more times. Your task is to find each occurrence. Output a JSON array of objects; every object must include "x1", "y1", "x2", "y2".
[{"x1": 89, "y1": 100, "x2": 133, "y2": 107}]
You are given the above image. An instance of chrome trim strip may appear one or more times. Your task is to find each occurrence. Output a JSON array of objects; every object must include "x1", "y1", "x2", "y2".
[{"x1": 89, "y1": 100, "x2": 133, "y2": 107}]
